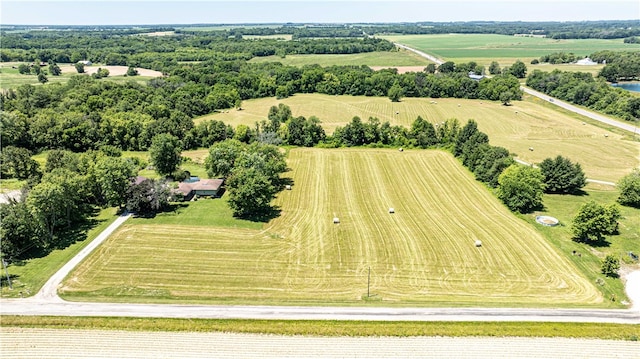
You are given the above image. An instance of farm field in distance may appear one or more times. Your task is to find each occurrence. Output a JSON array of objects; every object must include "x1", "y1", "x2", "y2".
[
  {"x1": 198, "y1": 93, "x2": 640, "y2": 183},
  {"x1": 249, "y1": 49, "x2": 431, "y2": 67},
  {"x1": 380, "y1": 34, "x2": 640, "y2": 69},
  {"x1": 0, "y1": 63, "x2": 161, "y2": 90},
  {"x1": 61, "y1": 149, "x2": 602, "y2": 307}
]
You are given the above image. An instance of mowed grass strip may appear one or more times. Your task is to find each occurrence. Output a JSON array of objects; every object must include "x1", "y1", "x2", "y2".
[
  {"x1": 198, "y1": 93, "x2": 640, "y2": 182},
  {"x1": 2, "y1": 317, "x2": 640, "y2": 340},
  {"x1": 62, "y1": 149, "x2": 600, "y2": 306}
]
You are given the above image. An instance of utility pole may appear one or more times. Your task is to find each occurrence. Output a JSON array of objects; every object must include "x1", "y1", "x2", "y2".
[{"x1": 2, "y1": 258, "x2": 13, "y2": 290}]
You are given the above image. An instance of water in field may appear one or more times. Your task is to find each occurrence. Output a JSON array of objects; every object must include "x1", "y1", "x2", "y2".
[{"x1": 611, "y1": 82, "x2": 640, "y2": 93}]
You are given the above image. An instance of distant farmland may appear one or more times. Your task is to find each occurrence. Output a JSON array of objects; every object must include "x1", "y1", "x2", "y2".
[
  {"x1": 249, "y1": 49, "x2": 431, "y2": 67},
  {"x1": 380, "y1": 34, "x2": 639, "y2": 70},
  {"x1": 198, "y1": 94, "x2": 640, "y2": 183},
  {"x1": 62, "y1": 149, "x2": 601, "y2": 307}
]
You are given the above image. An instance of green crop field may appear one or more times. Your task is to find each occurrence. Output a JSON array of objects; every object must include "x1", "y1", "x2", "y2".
[
  {"x1": 380, "y1": 34, "x2": 640, "y2": 69},
  {"x1": 61, "y1": 148, "x2": 601, "y2": 307},
  {"x1": 197, "y1": 94, "x2": 640, "y2": 183},
  {"x1": 249, "y1": 49, "x2": 431, "y2": 67}
]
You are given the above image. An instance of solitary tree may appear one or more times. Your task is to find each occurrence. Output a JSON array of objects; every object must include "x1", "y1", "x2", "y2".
[
  {"x1": 617, "y1": 168, "x2": 640, "y2": 208},
  {"x1": 488, "y1": 61, "x2": 501, "y2": 75},
  {"x1": 499, "y1": 91, "x2": 515, "y2": 106},
  {"x1": 539, "y1": 155, "x2": 587, "y2": 194},
  {"x1": 48, "y1": 61, "x2": 62, "y2": 76},
  {"x1": 571, "y1": 201, "x2": 621, "y2": 242},
  {"x1": 505, "y1": 60, "x2": 527, "y2": 78},
  {"x1": 149, "y1": 133, "x2": 182, "y2": 177},
  {"x1": 496, "y1": 164, "x2": 545, "y2": 213},
  {"x1": 424, "y1": 64, "x2": 436, "y2": 74},
  {"x1": 74, "y1": 62, "x2": 85, "y2": 73},
  {"x1": 37, "y1": 73, "x2": 48, "y2": 84},
  {"x1": 226, "y1": 166, "x2": 276, "y2": 218},
  {"x1": 126, "y1": 66, "x2": 138, "y2": 76},
  {"x1": 601, "y1": 255, "x2": 620, "y2": 278},
  {"x1": 387, "y1": 83, "x2": 404, "y2": 102},
  {"x1": 18, "y1": 63, "x2": 30, "y2": 75}
]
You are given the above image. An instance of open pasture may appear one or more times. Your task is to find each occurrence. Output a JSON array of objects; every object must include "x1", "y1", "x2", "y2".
[
  {"x1": 61, "y1": 149, "x2": 600, "y2": 306},
  {"x1": 380, "y1": 34, "x2": 639, "y2": 68},
  {"x1": 199, "y1": 94, "x2": 639, "y2": 183},
  {"x1": 0, "y1": 63, "x2": 160, "y2": 90},
  {"x1": 249, "y1": 49, "x2": 431, "y2": 67}
]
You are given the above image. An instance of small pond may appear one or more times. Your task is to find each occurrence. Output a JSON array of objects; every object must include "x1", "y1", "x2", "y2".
[{"x1": 611, "y1": 82, "x2": 640, "y2": 93}]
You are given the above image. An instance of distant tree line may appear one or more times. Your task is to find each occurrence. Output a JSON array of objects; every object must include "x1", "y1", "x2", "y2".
[
  {"x1": 0, "y1": 60, "x2": 522, "y2": 154},
  {"x1": 0, "y1": 31, "x2": 393, "y2": 68},
  {"x1": 361, "y1": 20, "x2": 640, "y2": 39}
]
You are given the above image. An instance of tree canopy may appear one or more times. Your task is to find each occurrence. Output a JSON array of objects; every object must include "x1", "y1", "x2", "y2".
[
  {"x1": 571, "y1": 201, "x2": 621, "y2": 242},
  {"x1": 149, "y1": 133, "x2": 182, "y2": 177},
  {"x1": 496, "y1": 164, "x2": 545, "y2": 213},
  {"x1": 617, "y1": 168, "x2": 640, "y2": 208},
  {"x1": 539, "y1": 155, "x2": 587, "y2": 194}
]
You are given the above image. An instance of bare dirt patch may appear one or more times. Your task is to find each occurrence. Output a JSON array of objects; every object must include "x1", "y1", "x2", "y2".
[{"x1": 61, "y1": 65, "x2": 163, "y2": 77}]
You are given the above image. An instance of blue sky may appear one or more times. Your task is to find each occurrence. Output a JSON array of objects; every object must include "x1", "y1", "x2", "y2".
[{"x1": 1, "y1": 0, "x2": 639, "y2": 25}]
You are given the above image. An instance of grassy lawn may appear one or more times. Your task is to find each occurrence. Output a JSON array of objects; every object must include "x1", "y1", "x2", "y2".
[
  {"x1": 0, "y1": 207, "x2": 120, "y2": 298},
  {"x1": 61, "y1": 149, "x2": 602, "y2": 307},
  {"x1": 380, "y1": 34, "x2": 640, "y2": 68},
  {"x1": 527, "y1": 186, "x2": 640, "y2": 303},
  {"x1": 1, "y1": 316, "x2": 638, "y2": 340},
  {"x1": 249, "y1": 49, "x2": 431, "y2": 67},
  {"x1": 198, "y1": 93, "x2": 640, "y2": 183}
]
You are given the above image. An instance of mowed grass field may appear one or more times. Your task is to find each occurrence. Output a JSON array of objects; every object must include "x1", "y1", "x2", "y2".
[
  {"x1": 198, "y1": 94, "x2": 640, "y2": 183},
  {"x1": 380, "y1": 34, "x2": 640, "y2": 70},
  {"x1": 0, "y1": 63, "x2": 158, "y2": 90},
  {"x1": 61, "y1": 149, "x2": 601, "y2": 306},
  {"x1": 249, "y1": 48, "x2": 431, "y2": 67}
]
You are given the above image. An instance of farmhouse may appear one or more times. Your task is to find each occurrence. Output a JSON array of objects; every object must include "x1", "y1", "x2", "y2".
[
  {"x1": 576, "y1": 57, "x2": 597, "y2": 66},
  {"x1": 468, "y1": 72, "x2": 484, "y2": 80},
  {"x1": 177, "y1": 177, "x2": 224, "y2": 200}
]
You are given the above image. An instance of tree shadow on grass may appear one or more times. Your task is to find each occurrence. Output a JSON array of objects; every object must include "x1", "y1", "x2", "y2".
[
  {"x1": 574, "y1": 237, "x2": 611, "y2": 248},
  {"x1": 53, "y1": 217, "x2": 102, "y2": 250},
  {"x1": 238, "y1": 206, "x2": 282, "y2": 223},
  {"x1": 131, "y1": 203, "x2": 189, "y2": 219},
  {"x1": 275, "y1": 177, "x2": 295, "y2": 191}
]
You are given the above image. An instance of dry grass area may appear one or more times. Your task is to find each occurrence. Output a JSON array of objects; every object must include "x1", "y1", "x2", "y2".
[
  {"x1": 62, "y1": 149, "x2": 600, "y2": 306},
  {"x1": 198, "y1": 94, "x2": 639, "y2": 183},
  {"x1": 3, "y1": 328, "x2": 639, "y2": 359},
  {"x1": 369, "y1": 65, "x2": 427, "y2": 73},
  {"x1": 59, "y1": 65, "x2": 163, "y2": 77}
]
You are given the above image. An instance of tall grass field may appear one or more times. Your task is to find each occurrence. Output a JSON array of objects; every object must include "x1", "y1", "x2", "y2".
[
  {"x1": 61, "y1": 149, "x2": 602, "y2": 307},
  {"x1": 198, "y1": 93, "x2": 640, "y2": 183}
]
